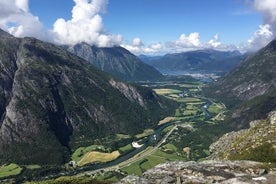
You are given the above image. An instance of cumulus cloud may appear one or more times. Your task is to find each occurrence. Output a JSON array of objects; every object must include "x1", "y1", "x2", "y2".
[
  {"x1": 246, "y1": 0, "x2": 276, "y2": 51},
  {"x1": 208, "y1": 34, "x2": 221, "y2": 48},
  {"x1": 247, "y1": 24, "x2": 273, "y2": 50},
  {"x1": 0, "y1": 0, "x2": 50, "y2": 41},
  {"x1": 254, "y1": 0, "x2": 276, "y2": 34},
  {"x1": 52, "y1": 0, "x2": 122, "y2": 46},
  {"x1": 121, "y1": 38, "x2": 164, "y2": 55},
  {"x1": 165, "y1": 33, "x2": 236, "y2": 53}
]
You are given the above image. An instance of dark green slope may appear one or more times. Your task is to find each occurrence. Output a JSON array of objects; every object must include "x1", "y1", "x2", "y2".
[
  {"x1": 0, "y1": 30, "x2": 176, "y2": 165},
  {"x1": 65, "y1": 43, "x2": 163, "y2": 81},
  {"x1": 205, "y1": 40, "x2": 276, "y2": 129}
]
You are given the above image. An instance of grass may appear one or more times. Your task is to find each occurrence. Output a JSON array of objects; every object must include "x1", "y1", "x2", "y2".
[
  {"x1": 116, "y1": 134, "x2": 131, "y2": 139},
  {"x1": 0, "y1": 163, "x2": 23, "y2": 178},
  {"x1": 78, "y1": 151, "x2": 120, "y2": 166},
  {"x1": 163, "y1": 144, "x2": 178, "y2": 152},
  {"x1": 207, "y1": 103, "x2": 223, "y2": 114},
  {"x1": 158, "y1": 117, "x2": 175, "y2": 125},
  {"x1": 119, "y1": 144, "x2": 133, "y2": 153},
  {"x1": 72, "y1": 145, "x2": 105, "y2": 162},
  {"x1": 153, "y1": 88, "x2": 182, "y2": 95},
  {"x1": 122, "y1": 149, "x2": 184, "y2": 176},
  {"x1": 175, "y1": 97, "x2": 202, "y2": 103},
  {"x1": 25, "y1": 176, "x2": 113, "y2": 184},
  {"x1": 135, "y1": 129, "x2": 154, "y2": 139},
  {"x1": 25, "y1": 165, "x2": 41, "y2": 170}
]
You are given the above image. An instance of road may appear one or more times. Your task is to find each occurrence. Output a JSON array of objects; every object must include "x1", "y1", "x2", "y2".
[{"x1": 77, "y1": 124, "x2": 179, "y2": 176}]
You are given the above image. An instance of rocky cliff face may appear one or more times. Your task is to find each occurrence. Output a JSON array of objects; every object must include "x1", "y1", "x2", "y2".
[
  {"x1": 65, "y1": 43, "x2": 163, "y2": 81},
  {"x1": 209, "y1": 111, "x2": 276, "y2": 162},
  {"x1": 204, "y1": 40, "x2": 276, "y2": 130},
  {"x1": 0, "y1": 30, "x2": 176, "y2": 165},
  {"x1": 207, "y1": 40, "x2": 276, "y2": 102},
  {"x1": 118, "y1": 160, "x2": 276, "y2": 184}
]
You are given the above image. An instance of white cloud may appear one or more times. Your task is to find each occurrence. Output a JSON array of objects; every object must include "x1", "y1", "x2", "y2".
[
  {"x1": 52, "y1": 0, "x2": 122, "y2": 46},
  {"x1": 244, "y1": 0, "x2": 276, "y2": 51},
  {"x1": 0, "y1": 0, "x2": 50, "y2": 41},
  {"x1": 247, "y1": 24, "x2": 273, "y2": 51},
  {"x1": 208, "y1": 34, "x2": 221, "y2": 48},
  {"x1": 165, "y1": 33, "x2": 237, "y2": 53},
  {"x1": 121, "y1": 38, "x2": 164, "y2": 55},
  {"x1": 254, "y1": 0, "x2": 276, "y2": 34}
]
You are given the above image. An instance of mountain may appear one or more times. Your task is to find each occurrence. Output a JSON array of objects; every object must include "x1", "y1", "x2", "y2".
[
  {"x1": 205, "y1": 40, "x2": 276, "y2": 129},
  {"x1": 146, "y1": 49, "x2": 244, "y2": 74},
  {"x1": 209, "y1": 111, "x2": 276, "y2": 163},
  {"x1": 0, "y1": 30, "x2": 176, "y2": 165},
  {"x1": 64, "y1": 43, "x2": 163, "y2": 82},
  {"x1": 138, "y1": 55, "x2": 163, "y2": 64}
]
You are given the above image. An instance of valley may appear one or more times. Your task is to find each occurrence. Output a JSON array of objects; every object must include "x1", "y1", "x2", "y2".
[{"x1": 0, "y1": 76, "x2": 229, "y2": 183}]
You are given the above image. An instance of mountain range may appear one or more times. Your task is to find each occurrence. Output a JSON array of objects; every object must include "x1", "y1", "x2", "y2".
[
  {"x1": 205, "y1": 39, "x2": 276, "y2": 129},
  {"x1": 0, "y1": 29, "x2": 176, "y2": 165},
  {"x1": 64, "y1": 43, "x2": 163, "y2": 82},
  {"x1": 141, "y1": 49, "x2": 245, "y2": 74}
]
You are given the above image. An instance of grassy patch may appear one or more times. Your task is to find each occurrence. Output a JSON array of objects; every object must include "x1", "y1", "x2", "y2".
[
  {"x1": 72, "y1": 145, "x2": 105, "y2": 162},
  {"x1": 25, "y1": 176, "x2": 112, "y2": 184},
  {"x1": 116, "y1": 134, "x2": 131, "y2": 139},
  {"x1": 25, "y1": 165, "x2": 41, "y2": 170},
  {"x1": 153, "y1": 89, "x2": 182, "y2": 95},
  {"x1": 135, "y1": 129, "x2": 154, "y2": 139},
  {"x1": 175, "y1": 97, "x2": 202, "y2": 103},
  {"x1": 119, "y1": 144, "x2": 133, "y2": 154},
  {"x1": 158, "y1": 117, "x2": 175, "y2": 125},
  {"x1": 163, "y1": 144, "x2": 178, "y2": 152},
  {"x1": 78, "y1": 151, "x2": 120, "y2": 166},
  {"x1": 0, "y1": 163, "x2": 22, "y2": 178},
  {"x1": 207, "y1": 103, "x2": 223, "y2": 114}
]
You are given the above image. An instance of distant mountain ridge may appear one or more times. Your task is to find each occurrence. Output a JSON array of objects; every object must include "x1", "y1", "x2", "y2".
[
  {"x1": 142, "y1": 49, "x2": 245, "y2": 74},
  {"x1": 0, "y1": 30, "x2": 176, "y2": 165},
  {"x1": 65, "y1": 43, "x2": 163, "y2": 81}
]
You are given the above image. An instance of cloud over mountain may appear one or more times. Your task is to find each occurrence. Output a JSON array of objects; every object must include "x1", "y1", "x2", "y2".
[
  {"x1": 0, "y1": 0, "x2": 50, "y2": 41},
  {"x1": 52, "y1": 0, "x2": 122, "y2": 46},
  {"x1": 246, "y1": 0, "x2": 276, "y2": 50}
]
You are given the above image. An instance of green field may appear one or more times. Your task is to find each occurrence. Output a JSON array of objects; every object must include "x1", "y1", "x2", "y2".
[
  {"x1": 0, "y1": 163, "x2": 22, "y2": 179},
  {"x1": 135, "y1": 129, "x2": 154, "y2": 139},
  {"x1": 153, "y1": 88, "x2": 182, "y2": 95},
  {"x1": 78, "y1": 151, "x2": 120, "y2": 166},
  {"x1": 119, "y1": 144, "x2": 133, "y2": 154},
  {"x1": 122, "y1": 149, "x2": 184, "y2": 176},
  {"x1": 72, "y1": 145, "x2": 106, "y2": 162}
]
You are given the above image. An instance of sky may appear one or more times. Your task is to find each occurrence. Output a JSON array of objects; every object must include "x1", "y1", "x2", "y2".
[{"x1": 0, "y1": 0, "x2": 276, "y2": 55}]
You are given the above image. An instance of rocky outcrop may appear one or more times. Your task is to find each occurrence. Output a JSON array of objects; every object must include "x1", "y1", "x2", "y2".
[
  {"x1": 209, "y1": 111, "x2": 276, "y2": 162},
  {"x1": 118, "y1": 160, "x2": 276, "y2": 184}
]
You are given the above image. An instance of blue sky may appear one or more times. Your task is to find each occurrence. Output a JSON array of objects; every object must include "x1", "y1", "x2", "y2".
[{"x1": 0, "y1": 0, "x2": 275, "y2": 55}]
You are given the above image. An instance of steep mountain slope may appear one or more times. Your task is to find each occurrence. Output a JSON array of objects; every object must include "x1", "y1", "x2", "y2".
[
  {"x1": 205, "y1": 40, "x2": 276, "y2": 129},
  {"x1": 209, "y1": 111, "x2": 276, "y2": 162},
  {"x1": 0, "y1": 30, "x2": 176, "y2": 165},
  {"x1": 209, "y1": 41, "x2": 276, "y2": 102},
  {"x1": 65, "y1": 43, "x2": 163, "y2": 81},
  {"x1": 145, "y1": 49, "x2": 244, "y2": 73}
]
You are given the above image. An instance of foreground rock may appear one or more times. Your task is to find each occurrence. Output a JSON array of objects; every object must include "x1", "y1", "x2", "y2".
[{"x1": 118, "y1": 160, "x2": 276, "y2": 184}]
